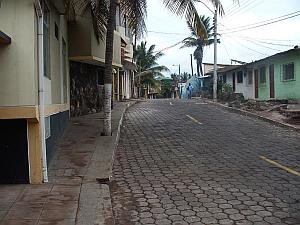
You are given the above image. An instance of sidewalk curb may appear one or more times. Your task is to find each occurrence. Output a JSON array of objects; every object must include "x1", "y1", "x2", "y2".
[
  {"x1": 206, "y1": 100, "x2": 300, "y2": 133},
  {"x1": 76, "y1": 101, "x2": 138, "y2": 225},
  {"x1": 109, "y1": 100, "x2": 139, "y2": 180}
]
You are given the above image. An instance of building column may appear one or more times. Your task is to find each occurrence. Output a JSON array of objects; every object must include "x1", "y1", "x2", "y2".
[
  {"x1": 27, "y1": 119, "x2": 43, "y2": 184},
  {"x1": 117, "y1": 70, "x2": 120, "y2": 101}
]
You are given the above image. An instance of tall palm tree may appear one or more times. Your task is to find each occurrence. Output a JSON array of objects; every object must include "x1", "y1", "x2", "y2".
[
  {"x1": 181, "y1": 15, "x2": 216, "y2": 77},
  {"x1": 66, "y1": 0, "x2": 147, "y2": 135},
  {"x1": 134, "y1": 41, "x2": 169, "y2": 97}
]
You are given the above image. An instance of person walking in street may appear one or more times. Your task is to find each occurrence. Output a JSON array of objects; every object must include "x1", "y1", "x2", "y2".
[{"x1": 187, "y1": 83, "x2": 193, "y2": 99}]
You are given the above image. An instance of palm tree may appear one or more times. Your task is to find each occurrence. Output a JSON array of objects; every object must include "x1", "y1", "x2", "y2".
[
  {"x1": 181, "y1": 15, "x2": 216, "y2": 77},
  {"x1": 66, "y1": 0, "x2": 147, "y2": 135},
  {"x1": 134, "y1": 41, "x2": 169, "y2": 97}
]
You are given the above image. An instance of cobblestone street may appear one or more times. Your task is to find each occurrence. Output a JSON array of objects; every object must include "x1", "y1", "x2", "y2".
[{"x1": 110, "y1": 99, "x2": 300, "y2": 225}]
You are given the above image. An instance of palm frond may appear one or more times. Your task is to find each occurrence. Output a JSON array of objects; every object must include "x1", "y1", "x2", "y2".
[
  {"x1": 150, "y1": 65, "x2": 170, "y2": 72},
  {"x1": 120, "y1": 0, "x2": 147, "y2": 39},
  {"x1": 180, "y1": 36, "x2": 198, "y2": 48},
  {"x1": 65, "y1": 0, "x2": 108, "y2": 41}
]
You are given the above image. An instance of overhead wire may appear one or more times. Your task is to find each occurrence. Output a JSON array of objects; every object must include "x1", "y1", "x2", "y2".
[
  {"x1": 222, "y1": 34, "x2": 268, "y2": 56},
  {"x1": 220, "y1": 36, "x2": 231, "y2": 62},
  {"x1": 153, "y1": 40, "x2": 183, "y2": 53},
  {"x1": 220, "y1": 12, "x2": 300, "y2": 35},
  {"x1": 148, "y1": 31, "x2": 189, "y2": 35},
  {"x1": 236, "y1": 37, "x2": 296, "y2": 47},
  {"x1": 240, "y1": 38, "x2": 282, "y2": 51},
  {"x1": 220, "y1": 10, "x2": 300, "y2": 32},
  {"x1": 224, "y1": 0, "x2": 249, "y2": 15},
  {"x1": 226, "y1": 0, "x2": 260, "y2": 18},
  {"x1": 226, "y1": 0, "x2": 263, "y2": 19}
]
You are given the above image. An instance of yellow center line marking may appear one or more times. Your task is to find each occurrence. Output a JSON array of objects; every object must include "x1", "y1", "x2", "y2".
[
  {"x1": 260, "y1": 156, "x2": 300, "y2": 176},
  {"x1": 169, "y1": 102, "x2": 173, "y2": 106},
  {"x1": 186, "y1": 115, "x2": 202, "y2": 125}
]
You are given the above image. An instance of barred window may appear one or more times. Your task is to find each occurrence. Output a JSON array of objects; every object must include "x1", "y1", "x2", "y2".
[
  {"x1": 259, "y1": 66, "x2": 266, "y2": 84},
  {"x1": 237, "y1": 71, "x2": 243, "y2": 83},
  {"x1": 282, "y1": 63, "x2": 294, "y2": 81},
  {"x1": 247, "y1": 70, "x2": 253, "y2": 85}
]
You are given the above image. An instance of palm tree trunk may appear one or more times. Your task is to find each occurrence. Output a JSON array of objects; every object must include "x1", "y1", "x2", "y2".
[{"x1": 103, "y1": 0, "x2": 117, "y2": 136}]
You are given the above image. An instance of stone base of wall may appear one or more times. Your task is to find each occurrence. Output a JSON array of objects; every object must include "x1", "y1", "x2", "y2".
[{"x1": 70, "y1": 62, "x2": 104, "y2": 117}]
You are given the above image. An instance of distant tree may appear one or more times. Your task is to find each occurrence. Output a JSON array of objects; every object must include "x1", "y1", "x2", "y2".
[
  {"x1": 134, "y1": 41, "x2": 169, "y2": 96},
  {"x1": 180, "y1": 72, "x2": 189, "y2": 82},
  {"x1": 158, "y1": 79, "x2": 172, "y2": 98}
]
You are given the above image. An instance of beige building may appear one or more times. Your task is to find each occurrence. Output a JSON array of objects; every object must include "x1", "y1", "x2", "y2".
[{"x1": 0, "y1": 0, "x2": 136, "y2": 184}]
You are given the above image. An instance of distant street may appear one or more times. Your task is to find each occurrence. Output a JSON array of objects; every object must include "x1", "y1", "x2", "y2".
[{"x1": 110, "y1": 99, "x2": 300, "y2": 225}]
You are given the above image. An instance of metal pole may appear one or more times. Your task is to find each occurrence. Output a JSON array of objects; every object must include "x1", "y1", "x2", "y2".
[
  {"x1": 190, "y1": 54, "x2": 194, "y2": 76},
  {"x1": 213, "y1": 9, "x2": 218, "y2": 101}
]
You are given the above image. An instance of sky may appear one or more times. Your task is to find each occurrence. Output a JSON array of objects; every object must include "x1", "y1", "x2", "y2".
[{"x1": 141, "y1": 0, "x2": 300, "y2": 76}]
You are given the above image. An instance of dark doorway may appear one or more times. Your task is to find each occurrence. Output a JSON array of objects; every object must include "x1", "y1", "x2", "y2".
[
  {"x1": 254, "y1": 69, "x2": 259, "y2": 98},
  {"x1": 0, "y1": 119, "x2": 29, "y2": 183},
  {"x1": 232, "y1": 72, "x2": 236, "y2": 92},
  {"x1": 269, "y1": 64, "x2": 275, "y2": 98}
]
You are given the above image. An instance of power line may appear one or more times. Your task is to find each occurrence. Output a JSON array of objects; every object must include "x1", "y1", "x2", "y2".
[
  {"x1": 154, "y1": 40, "x2": 183, "y2": 53},
  {"x1": 226, "y1": 0, "x2": 260, "y2": 17},
  {"x1": 225, "y1": 0, "x2": 249, "y2": 15},
  {"x1": 226, "y1": 0, "x2": 264, "y2": 20},
  {"x1": 241, "y1": 39, "x2": 282, "y2": 51},
  {"x1": 220, "y1": 36, "x2": 231, "y2": 62},
  {"x1": 231, "y1": 35, "x2": 300, "y2": 43},
  {"x1": 238, "y1": 38, "x2": 296, "y2": 47},
  {"x1": 223, "y1": 34, "x2": 268, "y2": 56},
  {"x1": 221, "y1": 13, "x2": 300, "y2": 35},
  {"x1": 221, "y1": 10, "x2": 300, "y2": 32},
  {"x1": 148, "y1": 30, "x2": 189, "y2": 35}
]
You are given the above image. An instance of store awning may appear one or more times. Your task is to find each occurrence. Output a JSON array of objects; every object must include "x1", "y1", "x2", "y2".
[{"x1": 0, "y1": 31, "x2": 11, "y2": 45}]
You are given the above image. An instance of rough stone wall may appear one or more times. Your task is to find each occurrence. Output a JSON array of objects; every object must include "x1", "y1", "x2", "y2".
[{"x1": 70, "y1": 62, "x2": 104, "y2": 117}]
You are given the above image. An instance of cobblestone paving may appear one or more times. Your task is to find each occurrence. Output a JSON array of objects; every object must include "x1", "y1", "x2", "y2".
[{"x1": 110, "y1": 99, "x2": 300, "y2": 225}]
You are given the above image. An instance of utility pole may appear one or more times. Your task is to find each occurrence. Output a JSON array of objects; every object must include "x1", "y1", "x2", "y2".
[
  {"x1": 213, "y1": 9, "x2": 218, "y2": 101},
  {"x1": 190, "y1": 54, "x2": 194, "y2": 77}
]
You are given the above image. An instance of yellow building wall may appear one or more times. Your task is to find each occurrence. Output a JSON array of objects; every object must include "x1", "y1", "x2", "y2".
[
  {"x1": 0, "y1": 0, "x2": 37, "y2": 106},
  {"x1": 68, "y1": 8, "x2": 122, "y2": 67},
  {"x1": 48, "y1": 1, "x2": 69, "y2": 105}
]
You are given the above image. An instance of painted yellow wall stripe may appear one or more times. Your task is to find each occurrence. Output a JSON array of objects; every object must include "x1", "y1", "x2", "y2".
[
  {"x1": 260, "y1": 156, "x2": 300, "y2": 176},
  {"x1": 186, "y1": 115, "x2": 202, "y2": 125}
]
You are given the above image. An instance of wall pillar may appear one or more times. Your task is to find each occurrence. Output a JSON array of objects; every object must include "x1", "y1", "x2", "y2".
[{"x1": 27, "y1": 120, "x2": 43, "y2": 184}]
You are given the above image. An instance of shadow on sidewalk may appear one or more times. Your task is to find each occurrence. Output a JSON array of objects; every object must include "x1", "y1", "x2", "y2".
[{"x1": 0, "y1": 101, "x2": 134, "y2": 225}]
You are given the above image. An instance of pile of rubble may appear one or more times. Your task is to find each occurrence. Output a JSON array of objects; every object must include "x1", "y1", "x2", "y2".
[{"x1": 222, "y1": 97, "x2": 300, "y2": 125}]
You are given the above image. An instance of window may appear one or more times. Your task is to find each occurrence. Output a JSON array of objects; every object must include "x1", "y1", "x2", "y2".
[
  {"x1": 55, "y1": 23, "x2": 59, "y2": 40},
  {"x1": 247, "y1": 70, "x2": 253, "y2": 85},
  {"x1": 42, "y1": 0, "x2": 50, "y2": 79},
  {"x1": 282, "y1": 63, "x2": 294, "y2": 81},
  {"x1": 237, "y1": 71, "x2": 243, "y2": 83},
  {"x1": 259, "y1": 66, "x2": 266, "y2": 84},
  {"x1": 222, "y1": 74, "x2": 227, "y2": 83},
  {"x1": 62, "y1": 38, "x2": 67, "y2": 103}
]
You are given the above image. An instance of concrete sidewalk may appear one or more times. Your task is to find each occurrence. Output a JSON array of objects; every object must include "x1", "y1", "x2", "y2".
[{"x1": 0, "y1": 101, "x2": 135, "y2": 225}]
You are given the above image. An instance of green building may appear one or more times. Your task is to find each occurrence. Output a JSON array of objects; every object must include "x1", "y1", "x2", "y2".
[
  {"x1": 250, "y1": 48, "x2": 300, "y2": 101},
  {"x1": 217, "y1": 48, "x2": 300, "y2": 101}
]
